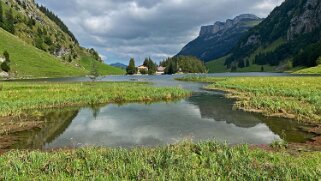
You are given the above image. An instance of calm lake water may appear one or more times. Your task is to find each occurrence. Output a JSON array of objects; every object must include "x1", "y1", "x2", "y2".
[{"x1": 8, "y1": 73, "x2": 316, "y2": 149}]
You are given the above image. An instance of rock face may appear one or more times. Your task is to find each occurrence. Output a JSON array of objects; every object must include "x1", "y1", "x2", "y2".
[
  {"x1": 200, "y1": 14, "x2": 260, "y2": 36},
  {"x1": 287, "y1": 0, "x2": 321, "y2": 40},
  {"x1": 224, "y1": 0, "x2": 321, "y2": 69},
  {"x1": 53, "y1": 47, "x2": 71, "y2": 57},
  {"x1": 177, "y1": 14, "x2": 262, "y2": 62},
  {"x1": 0, "y1": 71, "x2": 9, "y2": 78}
]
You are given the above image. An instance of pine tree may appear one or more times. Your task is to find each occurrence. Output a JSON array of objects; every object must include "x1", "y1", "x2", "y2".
[
  {"x1": 5, "y1": 9, "x2": 15, "y2": 34},
  {"x1": 238, "y1": 59, "x2": 245, "y2": 68},
  {"x1": 246, "y1": 59, "x2": 250, "y2": 67},
  {"x1": 147, "y1": 57, "x2": 157, "y2": 75},
  {"x1": 126, "y1": 58, "x2": 136, "y2": 75},
  {"x1": 89, "y1": 60, "x2": 99, "y2": 81},
  {"x1": 0, "y1": 2, "x2": 3, "y2": 25},
  {"x1": 3, "y1": 51, "x2": 9, "y2": 62},
  {"x1": 1, "y1": 51, "x2": 10, "y2": 72},
  {"x1": 143, "y1": 58, "x2": 149, "y2": 67}
]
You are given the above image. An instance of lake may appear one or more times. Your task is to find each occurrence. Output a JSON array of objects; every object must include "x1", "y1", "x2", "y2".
[{"x1": 6, "y1": 73, "x2": 316, "y2": 149}]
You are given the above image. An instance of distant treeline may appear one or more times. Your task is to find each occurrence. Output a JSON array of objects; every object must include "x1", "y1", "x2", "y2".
[
  {"x1": 126, "y1": 56, "x2": 207, "y2": 75},
  {"x1": 160, "y1": 56, "x2": 207, "y2": 74}
]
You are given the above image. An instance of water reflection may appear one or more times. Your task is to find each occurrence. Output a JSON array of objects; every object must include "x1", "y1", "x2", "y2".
[
  {"x1": 37, "y1": 93, "x2": 313, "y2": 149},
  {"x1": 8, "y1": 109, "x2": 79, "y2": 149},
  {"x1": 5, "y1": 73, "x2": 316, "y2": 149}
]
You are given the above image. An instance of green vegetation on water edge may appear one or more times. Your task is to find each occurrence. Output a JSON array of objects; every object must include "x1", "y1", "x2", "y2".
[
  {"x1": 0, "y1": 141, "x2": 320, "y2": 180},
  {"x1": 177, "y1": 76, "x2": 321, "y2": 123},
  {"x1": 0, "y1": 82, "x2": 190, "y2": 117}
]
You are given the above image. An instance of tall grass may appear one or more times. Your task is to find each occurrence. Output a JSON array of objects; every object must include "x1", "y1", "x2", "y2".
[
  {"x1": 178, "y1": 76, "x2": 321, "y2": 123},
  {"x1": 0, "y1": 82, "x2": 190, "y2": 117},
  {"x1": 0, "y1": 141, "x2": 320, "y2": 180}
]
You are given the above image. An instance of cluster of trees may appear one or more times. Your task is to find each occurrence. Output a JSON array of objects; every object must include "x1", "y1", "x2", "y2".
[
  {"x1": 88, "y1": 48, "x2": 102, "y2": 62},
  {"x1": 34, "y1": 27, "x2": 54, "y2": 51},
  {"x1": 293, "y1": 41, "x2": 321, "y2": 67},
  {"x1": 160, "y1": 56, "x2": 207, "y2": 74},
  {"x1": 37, "y1": 5, "x2": 78, "y2": 44},
  {"x1": 1, "y1": 51, "x2": 11, "y2": 73},
  {"x1": 126, "y1": 58, "x2": 137, "y2": 75},
  {"x1": 0, "y1": 2, "x2": 15, "y2": 34},
  {"x1": 126, "y1": 57, "x2": 158, "y2": 75},
  {"x1": 142, "y1": 57, "x2": 157, "y2": 75}
]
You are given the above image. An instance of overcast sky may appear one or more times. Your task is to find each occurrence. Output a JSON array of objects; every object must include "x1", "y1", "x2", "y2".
[{"x1": 36, "y1": 0, "x2": 284, "y2": 65}]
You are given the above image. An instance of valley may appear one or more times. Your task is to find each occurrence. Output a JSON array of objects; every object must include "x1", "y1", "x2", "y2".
[{"x1": 0, "y1": 0, "x2": 321, "y2": 180}]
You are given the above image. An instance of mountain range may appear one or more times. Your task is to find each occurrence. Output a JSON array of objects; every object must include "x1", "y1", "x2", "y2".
[
  {"x1": 225, "y1": 0, "x2": 321, "y2": 71},
  {"x1": 177, "y1": 14, "x2": 262, "y2": 62},
  {"x1": 110, "y1": 63, "x2": 127, "y2": 69},
  {"x1": 179, "y1": 0, "x2": 321, "y2": 73}
]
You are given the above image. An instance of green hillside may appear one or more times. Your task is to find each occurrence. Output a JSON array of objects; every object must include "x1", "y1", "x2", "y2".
[
  {"x1": 0, "y1": 28, "x2": 124, "y2": 78},
  {"x1": 206, "y1": 55, "x2": 229, "y2": 73},
  {"x1": 0, "y1": 28, "x2": 85, "y2": 78},
  {"x1": 0, "y1": 0, "x2": 124, "y2": 78},
  {"x1": 294, "y1": 65, "x2": 321, "y2": 74},
  {"x1": 223, "y1": 0, "x2": 321, "y2": 73},
  {"x1": 206, "y1": 54, "x2": 276, "y2": 73}
]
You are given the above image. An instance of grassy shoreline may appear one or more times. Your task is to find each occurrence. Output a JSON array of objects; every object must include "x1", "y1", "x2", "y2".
[
  {"x1": 0, "y1": 81, "x2": 190, "y2": 117},
  {"x1": 177, "y1": 76, "x2": 321, "y2": 124},
  {"x1": 0, "y1": 81, "x2": 190, "y2": 149},
  {"x1": 0, "y1": 79, "x2": 320, "y2": 179},
  {"x1": 0, "y1": 141, "x2": 320, "y2": 180}
]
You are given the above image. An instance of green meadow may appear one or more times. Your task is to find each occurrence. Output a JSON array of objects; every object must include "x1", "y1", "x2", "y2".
[
  {"x1": 0, "y1": 81, "x2": 190, "y2": 117},
  {"x1": 0, "y1": 28, "x2": 124, "y2": 78},
  {"x1": 177, "y1": 76, "x2": 321, "y2": 123},
  {"x1": 0, "y1": 141, "x2": 320, "y2": 180},
  {"x1": 294, "y1": 65, "x2": 321, "y2": 74}
]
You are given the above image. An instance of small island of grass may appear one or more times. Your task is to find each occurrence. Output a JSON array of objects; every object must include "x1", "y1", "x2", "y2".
[
  {"x1": 0, "y1": 81, "x2": 190, "y2": 117},
  {"x1": 177, "y1": 76, "x2": 321, "y2": 123}
]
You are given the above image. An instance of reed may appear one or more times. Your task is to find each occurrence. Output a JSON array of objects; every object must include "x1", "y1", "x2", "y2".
[
  {"x1": 0, "y1": 82, "x2": 190, "y2": 117},
  {"x1": 178, "y1": 76, "x2": 321, "y2": 123},
  {"x1": 0, "y1": 141, "x2": 320, "y2": 180}
]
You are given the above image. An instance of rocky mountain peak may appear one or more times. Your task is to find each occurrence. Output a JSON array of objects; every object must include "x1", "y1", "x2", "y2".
[
  {"x1": 178, "y1": 14, "x2": 262, "y2": 62},
  {"x1": 199, "y1": 14, "x2": 261, "y2": 36}
]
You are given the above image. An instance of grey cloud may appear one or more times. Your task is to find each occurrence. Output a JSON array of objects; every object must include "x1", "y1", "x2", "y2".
[{"x1": 37, "y1": 0, "x2": 284, "y2": 64}]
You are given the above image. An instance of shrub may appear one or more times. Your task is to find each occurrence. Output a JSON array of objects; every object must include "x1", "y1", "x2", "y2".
[{"x1": 1, "y1": 61, "x2": 10, "y2": 72}]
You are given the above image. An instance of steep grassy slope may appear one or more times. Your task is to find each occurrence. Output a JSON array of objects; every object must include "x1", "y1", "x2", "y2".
[
  {"x1": 0, "y1": 28, "x2": 86, "y2": 78},
  {"x1": 0, "y1": 0, "x2": 124, "y2": 77},
  {"x1": 0, "y1": 28, "x2": 124, "y2": 77}
]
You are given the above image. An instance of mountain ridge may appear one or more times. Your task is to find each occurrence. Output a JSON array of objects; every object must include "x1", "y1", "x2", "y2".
[
  {"x1": 222, "y1": 0, "x2": 321, "y2": 71},
  {"x1": 177, "y1": 14, "x2": 262, "y2": 62}
]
